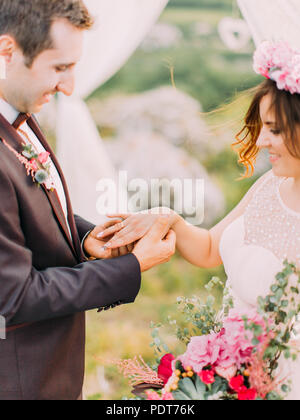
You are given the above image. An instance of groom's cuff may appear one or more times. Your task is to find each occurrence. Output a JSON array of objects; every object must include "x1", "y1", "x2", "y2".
[{"x1": 81, "y1": 229, "x2": 96, "y2": 261}]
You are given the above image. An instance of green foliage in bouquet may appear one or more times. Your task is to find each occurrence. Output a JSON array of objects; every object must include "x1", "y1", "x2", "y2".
[
  {"x1": 150, "y1": 276, "x2": 233, "y2": 351},
  {"x1": 251, "y1": 261, "x2": 300, "y2": 371}
]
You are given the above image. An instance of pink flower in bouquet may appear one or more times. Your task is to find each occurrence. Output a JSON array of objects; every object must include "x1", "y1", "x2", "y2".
[
  {"x1": 162, "y1": 392, "x2": 174, "y2": 400},
  {"x1": 146, "y1": 391, "x2": 174, "y2": 401},
  {"x1": 146, "y1": 391, "x2": 160, "y2": 400},
  {"x1": 178, "y1": 308, "x2": 269, "y2": 381},
  {"x1": 38, "y1": 152, "x2": 50, "y2": 164},
  {"x1": 215, "y1": 364, "x2": 237, "y2": 381},
  {"x1": 221, "y1": 309, "x2": 268, "y2": 368},
  {"x1": 199, "y1": 369, "x2": 215, "y2": 385},
  {"x1": 158, "y1": 353, "x2": 175, "y2": 385},
  {"x1": 179, "y1": 332, "x2": 222, "y2": 373}
]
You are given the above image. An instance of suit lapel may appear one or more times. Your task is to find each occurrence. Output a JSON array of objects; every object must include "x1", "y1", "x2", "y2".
[
  {"x1": 0, "y1": 113, "x2": 25, "y2": 153},
  {"x1": 27, "y1": 116, "x2": 83, "y2": 261},
  {"x1": 0, "y1": 113, "x2": 82, "y2": 261}
]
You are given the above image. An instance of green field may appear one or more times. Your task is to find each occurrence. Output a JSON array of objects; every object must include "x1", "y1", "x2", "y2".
[{"x1": 161, "y1": 7, "x2": 226, "y2": 25}]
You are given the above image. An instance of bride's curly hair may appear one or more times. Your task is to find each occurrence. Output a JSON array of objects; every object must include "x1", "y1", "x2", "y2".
[{"x1": 233, "y1": 78, "x2": 300, "y2": 178}]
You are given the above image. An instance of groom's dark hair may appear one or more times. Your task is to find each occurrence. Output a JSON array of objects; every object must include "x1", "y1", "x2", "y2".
[{"x1": 0, "y1": 0, "x2": 93, "y2": 67}]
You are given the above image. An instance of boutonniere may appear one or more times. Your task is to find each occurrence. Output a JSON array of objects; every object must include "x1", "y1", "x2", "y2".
[{"x1": 2, "y1": 139, "x2": 55, "y2": 191}]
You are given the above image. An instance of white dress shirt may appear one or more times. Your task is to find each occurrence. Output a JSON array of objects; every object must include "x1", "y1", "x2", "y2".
[{"x1": 0, "y1": 98, "x2": 71, "y2": 236}]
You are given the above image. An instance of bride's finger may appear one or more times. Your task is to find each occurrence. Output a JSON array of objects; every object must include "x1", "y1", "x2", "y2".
[
  {"x1": 91, "y1": 219, "x2": 119, "y2": 237},
  {"x1": 104, "y1": 228, "x2": 143, "y2": 250},
  {"x1": 97, "y1": 220, "x2": 128, "y2": 239},
  {"x1": 107, "y1": 213, "x2": 131, "y2": 220}
]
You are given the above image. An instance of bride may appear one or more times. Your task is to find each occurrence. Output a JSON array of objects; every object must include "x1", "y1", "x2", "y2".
[{"x1": 97, "y1": 41, "x2": 300, "y2": 399}]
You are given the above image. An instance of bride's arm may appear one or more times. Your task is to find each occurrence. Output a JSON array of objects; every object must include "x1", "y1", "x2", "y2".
[
  {"x1": 175, "y1": 170, "x2": 273, "y2": 267},
  {"x1": 172, "y1": 200, "x2": 249, "y2": 268},
  {"x1": 99, "y1": 171, "x2": 273, "y2": 268}
]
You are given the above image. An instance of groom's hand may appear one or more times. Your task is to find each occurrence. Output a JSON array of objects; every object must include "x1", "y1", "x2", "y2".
[
  {"x1": 84, "y1": 220, "x2": 134, "y2": 260},
  {"x1": 132, "y1": 218, "x2": 176, "y2": 272}
]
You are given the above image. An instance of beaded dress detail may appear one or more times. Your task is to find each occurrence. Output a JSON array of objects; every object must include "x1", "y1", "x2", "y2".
[
  {"x1": 219, "y1": 171, "x2": 300, "y2": 399},
  {"x1": 244, "y1": 174, "x2": 300, "y2": 265}
]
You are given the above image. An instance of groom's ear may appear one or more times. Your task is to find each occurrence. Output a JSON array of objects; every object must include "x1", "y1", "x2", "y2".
[{"x1": 0, "y1": 35, "x2": 17, "y2": 64}]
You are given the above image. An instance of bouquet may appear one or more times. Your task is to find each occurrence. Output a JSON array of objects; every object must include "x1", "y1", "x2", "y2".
[{"x1": 113, "y1": 262, "x2": 300, "y2": 401}]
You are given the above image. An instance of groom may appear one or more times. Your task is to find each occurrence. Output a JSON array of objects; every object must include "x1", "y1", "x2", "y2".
[{"x1": 0, "y1": 0, "x2": 176, "y2": 400}]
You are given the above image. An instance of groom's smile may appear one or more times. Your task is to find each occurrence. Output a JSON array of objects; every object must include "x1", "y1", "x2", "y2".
[{"x1": 0, "y1": 18, "x2": 84, "y2": 114}]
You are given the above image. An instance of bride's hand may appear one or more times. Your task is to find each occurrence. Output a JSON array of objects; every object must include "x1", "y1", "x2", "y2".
[{"x1": 96, "y1": 209, "x2": 180, "y2": 250}]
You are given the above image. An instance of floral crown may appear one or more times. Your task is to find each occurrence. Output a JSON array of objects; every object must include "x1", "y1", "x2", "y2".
[{"x1": 253, "y1": 40, "x2": 300, "y2": 95}]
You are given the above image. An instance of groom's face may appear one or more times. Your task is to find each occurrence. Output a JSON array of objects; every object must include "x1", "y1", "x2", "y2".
[{"x1": 1, "y1": 18, "x2": 84, "y2": 114}]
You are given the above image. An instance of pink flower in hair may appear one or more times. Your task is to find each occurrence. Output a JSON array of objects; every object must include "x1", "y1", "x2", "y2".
[
  {"x1": 271, "y1": 41, "x2": 294, "y2": 68},
  {"x1": 253, "y1": 40, "x2": 300, "y2": 95}
]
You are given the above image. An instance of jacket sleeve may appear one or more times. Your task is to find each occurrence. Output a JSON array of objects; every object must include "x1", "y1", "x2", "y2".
[
  {"x1": 73, "y1": 214, "x2": 95, "y2": 242},
  {"x1": 0, "y1": 168, "x2": 141, "y2": 327}
]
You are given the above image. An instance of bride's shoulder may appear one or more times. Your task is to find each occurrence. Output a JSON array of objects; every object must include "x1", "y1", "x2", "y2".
[
  {"x1": 249, "y1": 169, "x2": 275, "y2": 193},
  {"x1": 237, "y1": 170, "x2": 273, "y2": 209},
  {"x1": 215, "y1": 170, "x2": 274, "y2": 229},
  {"x1": 210, "y1": 171, "x2": 273, "y2": 244}
]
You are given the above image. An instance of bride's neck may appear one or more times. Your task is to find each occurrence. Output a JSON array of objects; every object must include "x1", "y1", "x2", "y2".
[{"x1": 291, "y1": 176, "x2": 300, "y2": 194}]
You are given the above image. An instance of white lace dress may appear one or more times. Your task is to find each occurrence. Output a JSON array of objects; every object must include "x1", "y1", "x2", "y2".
[{"x1": 219, "y1": 171, "x2": 300, "y2": 400}]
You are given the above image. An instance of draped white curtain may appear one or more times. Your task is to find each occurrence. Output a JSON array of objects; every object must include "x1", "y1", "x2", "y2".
[
  {"x1": 56, "y1": 0, "x2": 169, "y2": 223},
  {"x1": 238, "y1": 0, "x2": 300, "y2": 48}
]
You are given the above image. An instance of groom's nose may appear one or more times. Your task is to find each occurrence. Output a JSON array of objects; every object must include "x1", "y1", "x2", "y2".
[{"x1": 57, "y1": 71, "x2": 75, "y2": 97}]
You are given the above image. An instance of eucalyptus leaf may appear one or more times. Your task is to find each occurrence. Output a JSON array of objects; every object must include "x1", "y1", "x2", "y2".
[
  {"x1": 172, "y1": 390, "x2": 191, "y2": 401},
  {"x1": 194, "y1": 375, "x2": 206, "y2": 398},
  {"x1": 178, "y1": 378, "x2": 200, "y2": 400}
]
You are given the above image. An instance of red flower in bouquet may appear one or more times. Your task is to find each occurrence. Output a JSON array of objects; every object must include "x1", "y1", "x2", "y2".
[
  {"x1": 229, "y1": 375, "x2": 245, "y2": 393},
  {"x1": 158, "y1": 353, "x2": 175, "y2": 385},
  {"x1": 238, "y1": 388, "x2": 257, "y2": 401},
  {"x1": 199, "y1": 369, "x2": 215, "y2": 385},
  {"x1": 229, "y1": 375, "x2": 258, "y2": 400}
]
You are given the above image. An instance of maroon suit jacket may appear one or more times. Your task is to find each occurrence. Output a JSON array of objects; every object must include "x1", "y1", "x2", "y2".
[{"x1": 0, "y1": 113, "x2": 141, "y2": 400}]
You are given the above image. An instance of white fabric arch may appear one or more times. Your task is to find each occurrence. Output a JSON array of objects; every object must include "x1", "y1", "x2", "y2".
[
  {"x1": 56, "y1": 0, "x2": 169, "y2": 223},
  {"x1": 238, "y1": 0, "x2": 300, "y2": 49}
]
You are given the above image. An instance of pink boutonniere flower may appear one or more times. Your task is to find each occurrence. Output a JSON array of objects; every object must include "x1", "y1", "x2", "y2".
[
  {"x1": 38, "y1": 151, "x2": 50, "y2": 165},
  {"x1": 2, "y1": 140, "x2": 54, "y2": 191}
]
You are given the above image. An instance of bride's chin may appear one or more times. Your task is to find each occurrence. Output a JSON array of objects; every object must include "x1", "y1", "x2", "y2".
[
  {"x1": 272, "y1": 165, "x2": 288, "y2": 177},
  {"x1": 271, "y1": 165, "x2": 290, "y2": 178}
]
